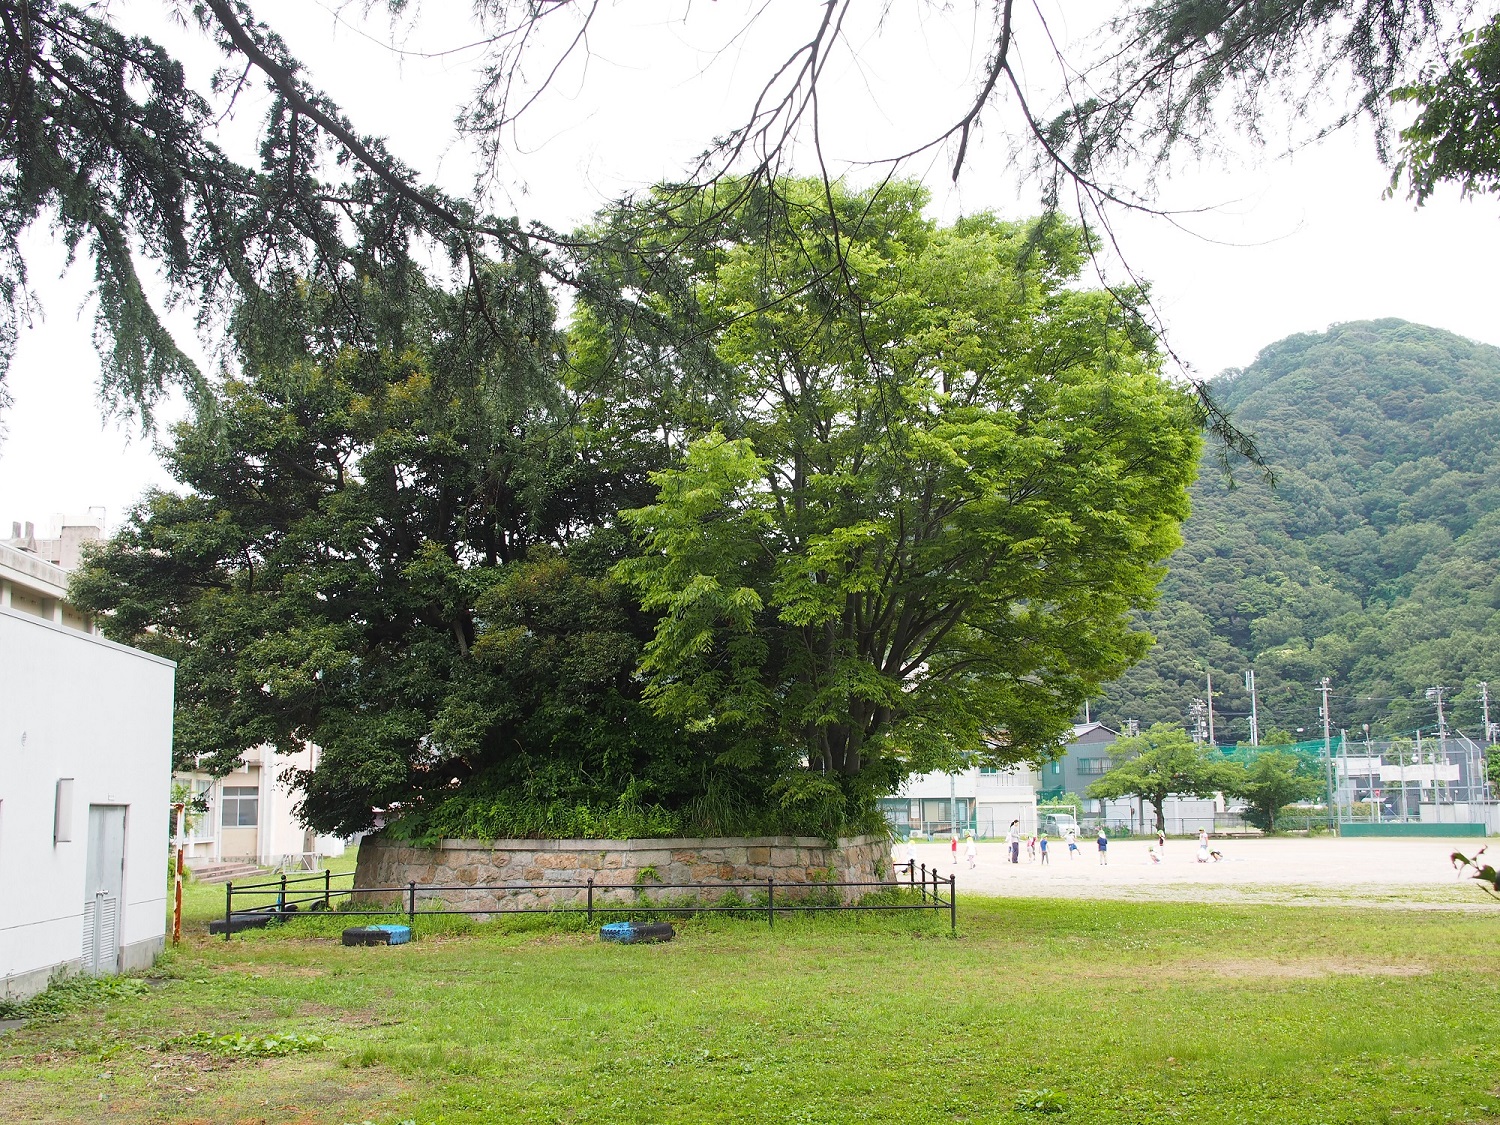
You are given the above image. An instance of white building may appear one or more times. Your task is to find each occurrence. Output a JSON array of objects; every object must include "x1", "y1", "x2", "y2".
[
  {"x1": 1097, "y1": 794, "x2": 1221, "y2": 836},
  {"x1": 176, "y1": 742, "x2": 345, "y2": 869},
  {"x1": 1, "y1": 530, "x2": 100, "y2": 634},
  {"x1": 5, "y1": 518, "x2": 344, "y2": 875},
  {"x1": 1, "y1": 544, "x2": 174, "y2": 1000},
  {"x1": 882, "y1": 763, "x2": 1041, "y2": 838}
]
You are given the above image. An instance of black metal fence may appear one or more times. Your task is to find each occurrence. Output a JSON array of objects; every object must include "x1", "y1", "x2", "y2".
[{"x1": 221, "y1": 861, "x2": 956, "y2": 938}]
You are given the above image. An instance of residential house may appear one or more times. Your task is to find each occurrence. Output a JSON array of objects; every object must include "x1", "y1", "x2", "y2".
[{"x1": 1039, "y1": 722, "x2": 1220, "y2": 835}]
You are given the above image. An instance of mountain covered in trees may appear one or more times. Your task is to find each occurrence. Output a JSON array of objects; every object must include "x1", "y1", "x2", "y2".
[{"x1": 1095, "y1": 319, "x2": 1500, "y2": 743}]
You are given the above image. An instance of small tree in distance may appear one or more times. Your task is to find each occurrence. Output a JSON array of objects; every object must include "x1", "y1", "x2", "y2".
[
  {"x1": 1086, "y1": 724, "x2": 1241, "y2": 833},
  {"x1": 1236, "y1": 752, "x2": 1325, "y2": 834}
]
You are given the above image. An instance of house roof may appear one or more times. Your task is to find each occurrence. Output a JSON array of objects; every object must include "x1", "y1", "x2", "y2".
[{"x1": 1071, "y1": 721, "x2": 1118, "y2": 738}]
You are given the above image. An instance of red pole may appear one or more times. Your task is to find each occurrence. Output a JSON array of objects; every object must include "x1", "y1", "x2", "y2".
[{"x1": 171, "y1": 803, "x2": 185, "y2": 945}]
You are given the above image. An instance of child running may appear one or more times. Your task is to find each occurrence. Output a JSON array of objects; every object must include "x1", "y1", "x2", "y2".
[
  {"x1": 1039, "y1": 834, "x2": 1050, "y2": 865},
  {"x1": 965, "y1": 833, "x2": 978, "y2": 869},
  {"x1": 1066, "y1": 827, "x2": 1080, "y2": 860},
  {"x1": 1096, "y1": 827, "x2": 1109, "y2": 865}
]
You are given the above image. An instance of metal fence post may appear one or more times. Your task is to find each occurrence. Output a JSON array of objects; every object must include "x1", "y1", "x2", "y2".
[
  {"x1": 767, "y1": 875, "x2": 775, "y2": 929},
  {"x1": 931, "y1": 866, "x2": 938, "y2": 907},
  {"x1": 587, "y1": 877, "x2": 594, "y2": 925},
  {"x1": 278, "y1": 873, "x2": 287, "y2": 914},
  {"x1": 949, "y1": 874, "x2": 957, "y2": 935},
  {"x1": 324, "y1": 867, "x2": 331, "y2": 910},
  {"x1": 407, "y1": 881, "x2": 416, "y2": 929},
  {"x1": 224, "y1": 881, "x2": 233, "y2": 942},
  {"x1": 908, "y1": 859, "x2": 915, "y2": 890},
  {"x1": 919, "y1": 864, "x2": 927, "y2": 902}
]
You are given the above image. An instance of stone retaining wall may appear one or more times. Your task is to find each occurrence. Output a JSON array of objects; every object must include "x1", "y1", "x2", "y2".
[{"x1": 354, "y1": 834, "x2": 892, "y2": 912}]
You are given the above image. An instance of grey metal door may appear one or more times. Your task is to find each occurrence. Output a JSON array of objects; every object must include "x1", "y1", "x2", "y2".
[{"x1": 82, "y1": 805, "x2": 127, "y2": 975}]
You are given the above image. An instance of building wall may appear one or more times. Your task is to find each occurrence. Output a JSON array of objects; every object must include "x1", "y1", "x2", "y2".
[
  {"x1": 177, "y1": 744, "x2": 345, "y2": 868},
  {"x1": 0, "y1": 608, "x2": 174, "y2": 999},
  {"x1": 0, "y1": 541, "x2": 98, "y2": 637},
  {"x1": 887, "y1": 765, "x2": 1040, "y2": 837},
  {"x1": 1040, "y1": 723, "x2": 1121, "y2": 806}
]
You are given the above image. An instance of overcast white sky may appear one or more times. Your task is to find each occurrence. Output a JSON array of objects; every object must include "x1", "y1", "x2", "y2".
[{"x1": 3, "y1": 0, "x2": 1498, "y2": 536}]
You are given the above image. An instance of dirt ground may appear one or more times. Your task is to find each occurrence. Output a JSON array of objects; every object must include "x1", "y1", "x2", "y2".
[{"x1": 906, "y1": 835, "x2": 1499, "y2": 909}]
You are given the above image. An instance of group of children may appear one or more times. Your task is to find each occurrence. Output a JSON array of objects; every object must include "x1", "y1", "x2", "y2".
[
  {"x1": 909, "y1": 824, "x2": 1225, "y2": 869},
  {"x1": 1145, "y1": 827, "x2": 1225, "y2": 865},
  {"x1": 906, "y1": 823, "x2": 1104, "y2": 869},
  {"x1": 999, "y1": 821, "x2": 1054, "y2": 865}
]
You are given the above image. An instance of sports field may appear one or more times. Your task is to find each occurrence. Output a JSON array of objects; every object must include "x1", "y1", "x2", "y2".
[
  {"x1": 3, "y1": 839, "x2": 1498, "y2": 1124},
  {"x1": 909, "y1": 835, "x2": 1498, "y2": 908}
]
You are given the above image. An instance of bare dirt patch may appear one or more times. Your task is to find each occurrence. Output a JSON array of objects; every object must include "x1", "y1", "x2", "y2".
[
  {"x1": 912, "y1": 836, "x2": 1500, "y2": 910},
  {"x1": 1190, "y1": 958, "x2": 1432, "y2": 979}
]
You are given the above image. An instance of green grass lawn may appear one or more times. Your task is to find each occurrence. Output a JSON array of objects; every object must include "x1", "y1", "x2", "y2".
[{"x1": 3, "y1": 862, "x2": 1499, "y2": 1124}]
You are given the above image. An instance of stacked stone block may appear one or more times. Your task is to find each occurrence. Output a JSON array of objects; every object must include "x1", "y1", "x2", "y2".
[{"x1": 354, "y1": 834, "x2": 893, "y2": 914}]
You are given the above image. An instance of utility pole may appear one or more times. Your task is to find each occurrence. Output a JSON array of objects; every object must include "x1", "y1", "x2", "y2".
[
  {"x1": 1482, "y1": 681, "x2": 1496, "y2": 805},
  {"x1": 1245, "y1": 669, "x2": 1261, "y2": 747},
  {"x1": 1319, "y1": 677, "x2": 1335, "y2": 824},
  {"x1": 1189, "y1": 699, "x2": 1208, "y2": 744},
  {"x1": 1339, "y1": 727, "x2": 1351, "y2": 820},
  {"x1": 1426, "y1": 686, "x2": 1448, "y2": 817},
  {"x1": 1427, "y1": 685, "x2": 1447, "y2": 743},
  {"x1": 1205, "y1": 669, "x2": 1216, "y2": 747}
]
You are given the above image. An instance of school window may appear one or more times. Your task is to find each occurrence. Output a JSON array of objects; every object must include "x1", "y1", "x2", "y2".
[
  {"x1": 1050, "y1": 762, "x2": 1062, "y2": 775},
  {"x1": 1077, "y1": 758, "x2": 1113, "y2": 775},
  {"x1": 188, "y1": 779, "x2": 214, "y2": 838},
  {"x1": 979, "y1": 766, "x2": 997, "y2": 775},
  {"x1": 220, "y1": 785, "x2": 259, "y2": 827}
]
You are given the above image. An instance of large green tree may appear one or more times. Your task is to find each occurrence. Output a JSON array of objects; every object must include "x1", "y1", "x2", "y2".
[
  {"x1": 68, "y1": 266, "x2": 706, "y2": 837},
  {"x1": 1235, "y1": 751, "x2": 1325, "y2": 833},
  {"x1": 589, "y1": 179, "x2": 1202, "y2": 823},
  {"x1": 1086, "y1": 723, "x2": 1242, "y2": 831}
]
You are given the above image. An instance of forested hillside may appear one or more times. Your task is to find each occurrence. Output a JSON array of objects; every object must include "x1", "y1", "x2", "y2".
[{"x1": 1095, "y1": 320, "x2": 1500, "y2": 742}]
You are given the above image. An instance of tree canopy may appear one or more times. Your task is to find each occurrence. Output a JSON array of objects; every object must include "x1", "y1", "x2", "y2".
[
  {"x1": 72, "y1": 178, "x2": 1205, "y2": 838},
  {"x1": 2, "y1": 0, "x2": 1492, "y2": 424},
  {"x1": 68, "y1": 265, "x2": 705, "y2": 837},
  {"x1": 589, "y1": 179, "x2": 1201, "y2": 822},
  {"x1": 1391, "y1": 14, "x2": 1500, "y2": 203},
  {"x1": 1086, "y1": 722, "x2": 1242, "y2": 830},
  {"x1": 1234, "y1": 751, "x2": 1325, "y2": 832}
]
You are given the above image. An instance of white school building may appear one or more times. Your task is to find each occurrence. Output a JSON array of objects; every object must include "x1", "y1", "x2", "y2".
[
  {"x1": 881, "y1": 762, "x2": 1042, "y2": 838},
  {"x1": 0, "y1": 542, "x2": 175, "y2": 999},
  {"x1": 175, "y1": 742, "x2": 346, "y2": 869}
]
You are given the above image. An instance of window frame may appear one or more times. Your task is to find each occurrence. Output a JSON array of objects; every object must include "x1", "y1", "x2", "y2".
[{"x1": 220, "y1": 784, "x2": 259, "y2": 828}]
